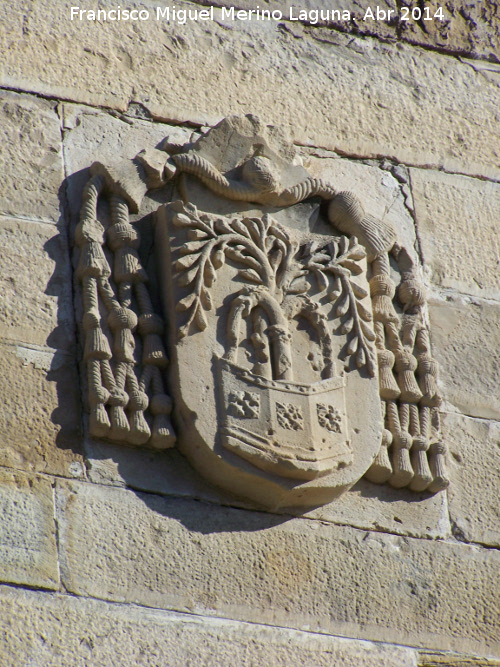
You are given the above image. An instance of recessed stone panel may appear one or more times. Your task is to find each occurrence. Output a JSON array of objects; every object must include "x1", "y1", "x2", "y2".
[
  {"x1": 308, "y1": 478, "x2": 450, "y2": 540},
  {"x1": 86, "y1": 439, "x2": 450, "y2": 540},
  {"x1": 305, "y1": 154, "x2": 417, "y2": 254},
  {"x1": 62, "y1": 104, "x2": 193, "y2": 221}
]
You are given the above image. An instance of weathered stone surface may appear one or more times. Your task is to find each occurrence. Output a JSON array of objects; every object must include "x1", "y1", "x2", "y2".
[
  {"x1": 0, "y1": 585, "x2": 419, "y2": 667},
  {"x1": 0, "y1": 469, "x2": 58, "y2": 589},
  {"x1": 0, "y1": 89, "x2": 63, "y2": 222},
  {"x1": 0, "y1": 218, "x2": 74, "y2": 350},
  {"x1": 0, "y1": 341, "x2": 84, "y2": 477},
  {"x1": 392, "y1": 1, "x2": 500, "y2": 62},
  {"x1": 411, "y1": 169, "x2": 500, "y2": 301},
  {"x1": 85, "y1": 439, "x2": 449, "y2": 539},
  {"x1": 308, "y1": 478, "x2": 450, "y2": 540},
  {"x1": 2, "y1": 2, "x2": 499, "y2": 179},
  {"x1": 57, "y1": 479, "x2": 500, "y2": 657},
  {"x1": 202, "y1": 0, "x2": 500, "y2": 61},
  {"x1": 85, "y1": 439, "x2": 229, "y2": 502},
  {"x1": 428, "y1": 293, "x2": 500, "y2": 421},
  {"x1": 419, "y1": 651, "x2": 500, "y2": 666},
  {"x1": 443, "y1": 412, "x2": 500, "y2": 548}
]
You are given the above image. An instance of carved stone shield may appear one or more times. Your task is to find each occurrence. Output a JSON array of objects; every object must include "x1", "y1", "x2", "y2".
[
  {"x1": 77, "y1": 114, "x2": 448, "y2": 511},
  {"x1": 152, "y1": 116, "x2": 385, "y2": 509}
]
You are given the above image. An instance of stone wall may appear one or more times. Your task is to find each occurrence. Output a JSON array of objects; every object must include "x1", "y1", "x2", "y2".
[{"x1": 1, "y1": 1, "x2": 499, "y2": 664}]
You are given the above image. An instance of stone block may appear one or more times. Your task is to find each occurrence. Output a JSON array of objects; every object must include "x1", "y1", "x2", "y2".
[
  {"x1": 85, "y1": 438, "x2": 449, "y2": 540},
  {"x1": 205, "y1": 0, "x2": 500, "y2": 61},
  {"x1": 428, "y1": 293, "x2": 500, "y2": 421},
  {"x1": 411, "y1": 169, "x2": 500, "y2": 301},
  {"x1": 308, "y1": 478, "x2": 450, "y2": 539},
  {"x1": 56, "y1": 479, "x2": 500, "y2": 657},
  {"x1": 0, "y1": 89, "x2": 63, "y2": 222},
  {"x1": 0, "y1": 469, "x2": 58, "y2": 589},
  {"x1": 0, "y1": 218, "x2": 74, "y2": 350},
  {"x1": 85, "y1": 438, "x2": 228, "y2": 502},
  {"x1": 443, "y1": 412, "x2": 500, "y2": 548},
  {"x1": 419, "y1": 651, "x2": 500, "y2": 666},
  {"x1": 418, "y1": 651, "x2": 500, "y2": 667},
  {"x1": 1, "y1": 2, "x2": 499, "y2": 179},
  {"x1": 391, "y1": 0, "x2": 500, "y2": 62},
  {"x1": 0, "y1": 585, "x2": 419, "y2": 667},
  {"x1": 0, "y1": 341, "x2": 84, "y2": 477}
]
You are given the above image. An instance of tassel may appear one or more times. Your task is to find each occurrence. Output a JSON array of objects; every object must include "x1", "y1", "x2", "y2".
[
  {"x1": 417, "y1": 353, "x2": 441, "y2": 407},
  {"x1": 149, "y1": 393, "x2": 176, "y2": 449},
  {"x1": 137, "y1": 313, "x2": 168, "y2": 367},
  {"x1": 128, "y1": 411, "x2": 151, "y2": 445},
  {"x1": 328, "y1": 191, "x2": 396, "y2": 260},
  {"x1": 109, "y1": 405, "x2": 130, "y2": 439},
  {"x1": 89, "y1": 404, "x2": 111, "y2": 437},
  {"x1": 88, "y1": 382, "x2": 111, "y2": 409},
  {"x1": 82, "y1": 309, "x2": 100, "y2": 333},
  {"x1": 113, "y1": 329, "x2": 136, "y2": 364},
  {"x1": 409, "y1": 436, "x2": 433, "y2": 491},
  {"x1": 127, "y1": 389, "x2": 150, "y2": 445},
  {"x1": 377, "y1": 349, "x2": 400, "y2": 400},
  {"x1": 150, "y1": 393, "x2": 172, "y2": 415},
  {"x1": 128, "y1": 389, "x2": 149, "y2": 412},
  {"x1": 428, "y1": 442, "x2": 450, "y2": 492},
  {"x1": 138, "y1": 312, "x2": 164, "y2": 336},
  {"x1": 398, "y1": 274, "x2": 426, "y2": 313},
  {"x1": 77, "y1": 242, "x2": 111, "y2": 279},
  {"x1": 150, "y1": 414, "x2": 176, "y2": 449},
  {"x1": 369, "y1": 274, "x2": 398, "y2": 323},
  {"x1": 394, "y1": 350, "x2": 422, "y2": 403},
  {"x1": 108, "y1": 386, "x2": 130, "y2": 439},
  {"x1": 390, "y1": 431, "x2": 414, "y2": 488},
  {"x1": 75, "y1": 218, "x2": 105, "y2": 246},
  {"x1": 106, "y1": 222, "x2": 139, "y2": 251},
  {"x1": 143, "y1": 334, "x2": 168, "y2": 368},
  {"x1": 125, "y1": 384, "x2": 150, "y2": 446},
  {"x1": 114, "y1": 247, "x2": 147, "y2": 283},
  {"x1": 107, "y1": 307, "x2": 138, "y2": 332},
  {"x1": 365, "y1": 428, "x2": 393, "y2": 483},
  {"x1": 84, "y1": 328, "x2": 112, "y2": 361}
]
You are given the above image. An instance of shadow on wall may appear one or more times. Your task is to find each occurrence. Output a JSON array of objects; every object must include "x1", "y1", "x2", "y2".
[{"x1": 37, "y1": 180, "x2": 83, "y2": 460}]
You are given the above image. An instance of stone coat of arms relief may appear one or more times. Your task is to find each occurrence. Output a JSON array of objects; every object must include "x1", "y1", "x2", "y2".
[{"x1": 75, "y1": 115, "x2": 448, "y2": 510}]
